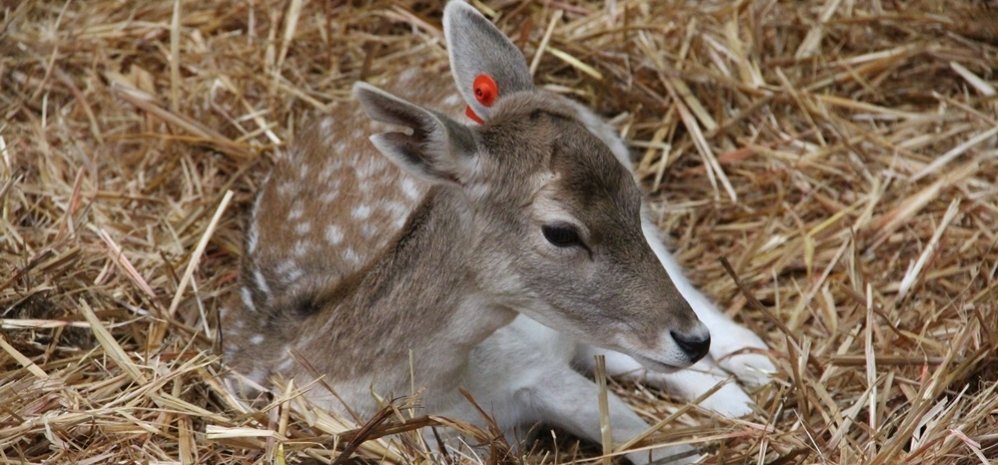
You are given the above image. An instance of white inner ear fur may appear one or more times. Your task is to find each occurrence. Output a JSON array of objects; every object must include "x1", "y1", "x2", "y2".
[{"x1": 355, "y1": 82, "x2": 464, "y2": 185}]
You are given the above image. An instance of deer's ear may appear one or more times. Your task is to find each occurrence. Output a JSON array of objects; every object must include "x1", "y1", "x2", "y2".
[
  {"x1": 353, "y1": 82, "x2": 478, "y2": 185},
  {"x1": 444, "y1": 0, "x2": 533, "y2": 122}
]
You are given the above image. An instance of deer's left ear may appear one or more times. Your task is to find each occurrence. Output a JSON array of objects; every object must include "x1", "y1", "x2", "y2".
[
  {"x1": 444, "y1": 1, "x2": 533, "y2": 123},
  {"x1": 354, "y1": 82, "x2": 478, "y2": 186}
]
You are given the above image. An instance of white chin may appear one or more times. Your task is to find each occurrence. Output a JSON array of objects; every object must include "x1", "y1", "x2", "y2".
[{"x1": 631, "y1": 354, "x2": 686, "y2": 373}]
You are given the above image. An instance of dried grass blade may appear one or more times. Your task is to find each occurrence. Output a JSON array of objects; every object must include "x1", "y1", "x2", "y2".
[
  {"x1": 178, "y1": 416, "x2": 195, "y2": 465},
  {"x1": 864, "y1": 283, "x2": 878, "y2": 452},
  {"x1": 910, "y1": 126, "x2": 998, "y2": 182},
  {"x1": 663, "y1": 78, "x2": 736, "y2": 201},
  {"x1": 153, "y1": 392, "x2": 231, "y2": 423},
  {"x1": 869, "y1": 160, "x2": 978, "y2": 248},
  {"x1": 276, "y1": 0, "x2": 304, "y2": 74},
  {"x1": 897, "y1": 198, "x2": 961, "y2": 299},
  {"x1": 93, "y1": 226, "x2": 157, "y2": 299},
  {"x1": 530, "y1": 10, "x2": 563, "y2": 76},
  {"x1": 169, "y1": 0, "x2": 181, "y2": 111},
  {"x1": 594, "y1": 355, "x2": 612, "y2": 465},
  {"x1": 79, "y1": 298, "x2": 148, "y2": 384},
  {"x1": 113, "y1": 84, "x2": 253, "y2": 160},
  {"x1": 546, "y1": 47, "x2": 603, "y2": 80},
  {"x1": 206, "y1": 424, "x2": 282, "y2": 440},
  {"x1": 167, "y1": 190, "x2": 235, "y2": 317},
  {"x1": 1, "y1": 318, "x2": 90, "y2": 329},
  {"x1": 949, "y1": 62, "x2": 995, "y2": 97},
  {"x1": 0, "y1": 334, "x2": 48, "y2": 378},
  {"x1": 947, "y1": 429, "x2": 990, "y2": 465}
]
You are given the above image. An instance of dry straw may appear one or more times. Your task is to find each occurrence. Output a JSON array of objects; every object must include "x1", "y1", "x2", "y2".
[{"x1": 2, "y1": 0, "x2": 997, "y2": 464}]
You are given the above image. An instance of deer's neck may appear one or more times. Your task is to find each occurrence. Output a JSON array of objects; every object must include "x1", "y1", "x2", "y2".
[{"x1": 293, "y1": 188, "x2": 515, "y2": 414}]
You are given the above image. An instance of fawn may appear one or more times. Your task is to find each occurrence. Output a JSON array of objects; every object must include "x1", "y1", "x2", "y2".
[{"x1": 222, "y1": 2, "x2": 774, "y2": 463}]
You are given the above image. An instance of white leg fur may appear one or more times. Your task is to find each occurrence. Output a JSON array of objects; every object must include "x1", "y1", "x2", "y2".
[
  {"x1": 460, "y1": 317, "x2": 700, "y2": 464},
  {"x1": 573, "y1": 345, "x2": 754, "y2": 418}
]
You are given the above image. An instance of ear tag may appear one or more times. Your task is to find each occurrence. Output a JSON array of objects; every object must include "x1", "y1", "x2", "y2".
[
  {"x1": 465, "y1": 106, "x2": 485, "y2": 125},
  {"x1": 465, "y1": 73, "x2": 498, "y2": 125}
]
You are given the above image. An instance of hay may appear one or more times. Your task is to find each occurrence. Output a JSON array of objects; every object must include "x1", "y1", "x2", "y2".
[{"x1": 2, "y1": 0, "x2": 997, "y2": 463}]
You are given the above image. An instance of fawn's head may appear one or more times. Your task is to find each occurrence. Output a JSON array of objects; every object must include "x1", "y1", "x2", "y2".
[{"x1": 353, "y1": 1, "x2": 709, "y2": 370}]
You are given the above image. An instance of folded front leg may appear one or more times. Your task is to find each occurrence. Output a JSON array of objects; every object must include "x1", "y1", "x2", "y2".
[
  {"x1": 573, "y1": 345, "x2": 754, "y2": 418},
  {"x1": 459, "y1": 317, "x2": 700, "y2": 464},
  {"x1": 526, "y1": 363, "x2": 702, "y2": 465}
]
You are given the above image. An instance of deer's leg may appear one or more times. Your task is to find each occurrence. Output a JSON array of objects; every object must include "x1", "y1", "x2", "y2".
[
  {"x1": 525, "y1": 362, "x2": 701, "y2": 465},
  {"x1": 461, "y1": 317, "x2": 698, "y2": 464},
  {"x1": 640, "y1": 218, "x2": 776, "y2": 386},
  {"x1": 573, "y1": 345, "x2": 754, "y2": 418}
]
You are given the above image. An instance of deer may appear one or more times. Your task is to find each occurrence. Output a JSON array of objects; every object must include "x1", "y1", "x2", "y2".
[{"x1": 221, "y1": 2, "x2": 774, "y2": 463}]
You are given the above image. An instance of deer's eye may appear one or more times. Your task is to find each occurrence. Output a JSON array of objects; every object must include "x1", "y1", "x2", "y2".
[{"x1": 542, "y1": 224, "x2": 582, "y2": 248}]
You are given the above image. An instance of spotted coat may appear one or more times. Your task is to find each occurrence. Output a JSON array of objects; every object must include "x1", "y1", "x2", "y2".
[{"x1": 220, "y1": 64, "x2": 465, "y2": 382}]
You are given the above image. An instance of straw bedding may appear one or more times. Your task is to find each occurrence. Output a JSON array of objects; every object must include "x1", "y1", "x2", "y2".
[{"x1": 2, "y1": 0, "x2": 996, "y2": 463}]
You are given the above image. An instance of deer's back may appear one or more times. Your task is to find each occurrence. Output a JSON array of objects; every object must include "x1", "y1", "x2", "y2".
[{"x1": 221, "y1": 64, "x2": 464, "y2": 380}]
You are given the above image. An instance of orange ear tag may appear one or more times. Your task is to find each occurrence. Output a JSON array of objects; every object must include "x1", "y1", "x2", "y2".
[
  {"x1": 465, "y1": 106, "x2": 485, "y2": 125},
  {"x1": 465, "y1": 73, "x2": 498, "y2": 125}
]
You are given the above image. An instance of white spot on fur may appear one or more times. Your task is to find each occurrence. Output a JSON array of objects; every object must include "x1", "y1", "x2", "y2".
[
  {"x1": 277, "y1": 181, "x2": 296, "y2": 196},
  {"x1": 401, "y1": 178, "x2": 420, "y2": 200},
  {"x1": 352, "y1": 204, "x2": 371, "y2": 220},
  {"x1": 325, "y1": 224, "x2": 343, "y2": 245},
  {"x1": 443, "y1": 93, "x2": 462, "y2": 106},
  {"x1": 320, "y1": 190, "x2": 339, "y2": 203},
  {"x1": 240, "y1": 287, "x2": 254, "y2": 311},
  {"x1": 320, "y1": 163, "x2": 340, "y2": 181},
  {"x1": 336, "y1": 141, "x2": 346, "y2": 152},
  {"x1": 293, "y1": 240, "x2": 309, "y2": 257},
  {"x1": 385, "y1": 201, "x2": 410, "y2": 217},
  {"x1": 288, "y1": 204, "x2": 304, "y2": 220},
  {"x1": 287, "y1": 268, "x2": 303, "y2": 282},
  {"x1": 361, "y1": 223, "x2": 377, "y2": 239},
  {"x1": 295, "y1": 222, "x2": 312, "y2": 235},
  {"x1": 250, "y1": 334, "x2": 265, "y2": 345},
  {"x1": 299, "y1": 162, "x2": 310, "y2": 179},
  {"x1": 253, "y1": 270, "x2": 270, "y2": 298},
  {"x1": 343, "y1": 247, "x2": 362, "y2": 264},
  {"x1": 351, "y1": 128, "x2": 364, "y2": 139},
  {"x1": 320, "y1": 117, "x2": 334, "y2": 134},
  {"x1": 248, "y1": 194, "x2": 264, "y2": 253},
  {"x1": 356, "y1": 157, "x2": 384, "y2": 179},
  {"x1": 276, "y1": 260, "x2": 299, "y2": 276}
]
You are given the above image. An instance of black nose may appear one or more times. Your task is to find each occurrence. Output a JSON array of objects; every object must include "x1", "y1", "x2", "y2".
[{"x1": 671, "y1": 331, "x2": 710, "y2": 362}]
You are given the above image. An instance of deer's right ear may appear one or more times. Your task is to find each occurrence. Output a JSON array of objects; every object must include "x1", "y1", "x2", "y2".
[
  {"x1": 444, "y1": 1, "x2": 533, "y2": 122},
  {"x1": 353, "y1": 82, "x2": 478, "y2": 186}
]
